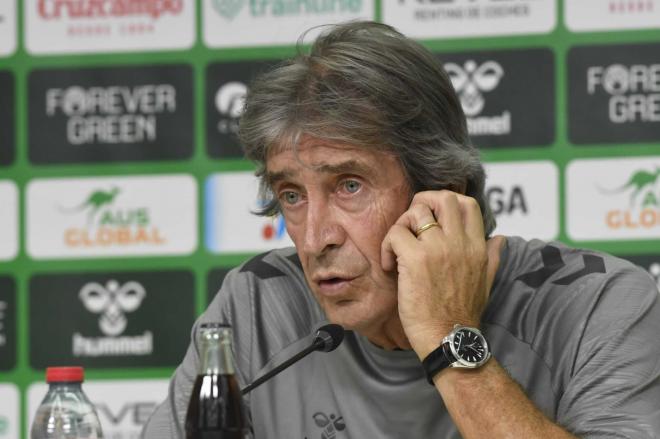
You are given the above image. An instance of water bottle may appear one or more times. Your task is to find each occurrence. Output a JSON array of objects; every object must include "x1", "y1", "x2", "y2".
[
  {"x1": 185, "y1": 323, "x2": 250, "y2": 438},
  {"x1": 31, "y1": 366, "x2": 104, "y2": 439}
]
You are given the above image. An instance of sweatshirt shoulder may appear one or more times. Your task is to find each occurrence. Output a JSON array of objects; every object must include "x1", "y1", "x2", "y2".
[{"x1": 486, "y1": 236, "x2": 658, "y2": 336}]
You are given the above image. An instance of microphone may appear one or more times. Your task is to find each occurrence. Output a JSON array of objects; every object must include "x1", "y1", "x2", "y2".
[{"x1": 240, "y1": 324, "x2": 344, "y2": 395}]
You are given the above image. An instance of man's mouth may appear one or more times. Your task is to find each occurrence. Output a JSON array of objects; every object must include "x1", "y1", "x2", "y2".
[{"x1": 315, "y1": 275, "x2": 356, "y2": 296}]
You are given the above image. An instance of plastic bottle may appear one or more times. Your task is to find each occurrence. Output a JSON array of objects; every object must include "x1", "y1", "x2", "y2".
[
  {"x1": 185, "y1": 323, "x2": 250, "y2": 438},
  {"x1": 31, "y1": 366, "x2": 104, "y2": 439}
]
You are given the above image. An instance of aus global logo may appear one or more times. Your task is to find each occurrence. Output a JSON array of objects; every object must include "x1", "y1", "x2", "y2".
[
  {"x1": 59, "y1": 186, "x2": 166, "y2": 248},
  {"x1": 601, "y1": 167, "x2": 660, "y2": 230}
]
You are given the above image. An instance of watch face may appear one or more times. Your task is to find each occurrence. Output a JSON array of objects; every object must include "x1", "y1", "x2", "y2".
[{"x1": 452, "y1": 328, "x2": 488, "y2": 364}]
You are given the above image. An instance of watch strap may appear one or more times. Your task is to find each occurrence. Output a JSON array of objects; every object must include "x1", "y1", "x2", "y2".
[{"x1": 421, "y1": 342, "x2": 453, "y2": 385}]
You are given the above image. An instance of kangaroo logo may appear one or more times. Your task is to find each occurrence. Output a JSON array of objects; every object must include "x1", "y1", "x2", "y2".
[
  {"x1": 313, "y1": 412, "x2": 345, "y2": 439},
  {"x1": 444, "y1": 60, "x2": 504, "y2": 117},
  {"x1": 79, "y1": 280, "x2": 146, "y2": 336},
  {"x1": 599, "y1": 168, "x2": 660, "y2": 206},
  {"x1": 59, "y1": 187, "x2": 121, "y2": 225},
  {"x1": 212, "y1": 0, "x2": 245, "y2": 20}
]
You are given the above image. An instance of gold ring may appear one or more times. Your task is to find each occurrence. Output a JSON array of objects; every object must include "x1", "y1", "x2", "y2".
[{"x1": 414, "y1": 222, "x2": 440, "y2": 237}]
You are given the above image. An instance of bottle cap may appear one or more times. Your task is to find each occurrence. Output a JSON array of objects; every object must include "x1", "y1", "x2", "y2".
[{"x1": 46, "y1": 366, "x2": 84, "y2": 383}]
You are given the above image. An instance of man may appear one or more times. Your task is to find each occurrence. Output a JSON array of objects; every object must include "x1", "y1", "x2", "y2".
[{"x1": 144, "y1": 22, "x2": 660, "y2": 438}]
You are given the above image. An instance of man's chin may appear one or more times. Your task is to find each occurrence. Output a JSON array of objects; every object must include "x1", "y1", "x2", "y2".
[{"x1": 324, "y1": 301, "x2": 377, "y2": 332}]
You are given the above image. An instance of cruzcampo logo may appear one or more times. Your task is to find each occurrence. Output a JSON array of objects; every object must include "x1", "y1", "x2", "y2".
[
  {"x1": 600, "y1": 167, "x2": 660, "y2": 230},
  {"x1": 212, "y1": 0, "x2": 245, "y2": 20},
  {"x1": 59, "y1": 187, "x2": 166, "y2": 249}
]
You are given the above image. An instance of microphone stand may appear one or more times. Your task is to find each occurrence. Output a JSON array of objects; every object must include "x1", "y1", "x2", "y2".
[
  {"x1": 240, "y1": 338, "x2": 324, "y2": 395},
  {"x1": 241, "y1": 340, "x2": 325, "y2": 395}
]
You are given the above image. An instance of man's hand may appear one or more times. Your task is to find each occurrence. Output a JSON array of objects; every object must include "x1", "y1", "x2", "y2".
[{"x1": 381, "y1": 190, "x2": 504, "y2": 358}]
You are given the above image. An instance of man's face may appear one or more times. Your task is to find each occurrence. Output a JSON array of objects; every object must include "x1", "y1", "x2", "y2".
[{"x1": 266, "y1": 138, "x2": 411, "y2": 334}]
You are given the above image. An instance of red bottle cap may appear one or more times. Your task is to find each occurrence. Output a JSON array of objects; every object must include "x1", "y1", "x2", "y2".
[{"x1": 46, "y1": 367, "x2": 84, "y2": 383}]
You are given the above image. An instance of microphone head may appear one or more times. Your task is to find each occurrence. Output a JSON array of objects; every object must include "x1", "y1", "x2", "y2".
[{"x1": 312, "y1": 324, "x2": 345, "y2": 353}]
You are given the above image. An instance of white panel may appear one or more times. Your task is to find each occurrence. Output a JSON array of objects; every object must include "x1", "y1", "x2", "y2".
[
  {"x1": 27, "y1": 175, "x2": 198, "y2": 259},
  {"x1": 567, "y1": 157, "x2": 660, "y2": 241},
  {"x1": 485, "y1": 161, "x2": 559, "y2": 241}
]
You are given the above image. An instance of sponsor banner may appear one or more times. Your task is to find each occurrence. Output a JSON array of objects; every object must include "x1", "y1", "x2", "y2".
[
  {"x1": 206, "y1": 172, "x2": 294, "y2": 253},
  {"x1": 0, "y1": 71, "x2": 15, "y2": 167},
  {"x1": 28, "y1": 379, "x2": 169, "y2": 438},
  {"x1": 566, "y1": 0, "x2": 660, "y2": 32},
  {"x1": 440, "y1": 48, "x2": 554, "y2": 148},
  {"x1": 568, "y1": 43, "x2": 660, "y2": 145},
  {"x1": 0, "y1": 1, "x2": 16, "y2": 56},
  {"x1": 619, "y1": 254, "x2": 660, "y2": 292},
  {"x1": 27, "y1": 174, "x2": 197, "y2": 259},
  {"x1": 207, "y1": 267, "x2": 231, "y2": 304},
  {"x1": 566, "y1": 157, "x2": 660, "y2": 241},
  {"x1": 28, "y1": 65, "x2": 194, "y2": 164},
  {"x1": 0, "y1": 384, "x2": 18, "y2": 439},
  {"x1": 25, "y1": 0, "x2": 194, "y2": 54},
  {"x1": 383, "y1": 0, "x2": 555, "y2": 39},
  {"x1": 29, "y1": 270, "x2": 195, "y2": 368},
  {"x1": 206, "y1": 60, "x2": 277, "y2": 159},
  {"x1": 0, "y1": 181, "x2": 18, "y2": 261},
  {"x1": 0, "y1": 277, "x2": 16, "y2": 371},
  {"x1": 203, "y1": 0, "x2": 374, "y2": 48},
  {"x1": 484, "y1": 161, "x2": 559, "y2": 241}
]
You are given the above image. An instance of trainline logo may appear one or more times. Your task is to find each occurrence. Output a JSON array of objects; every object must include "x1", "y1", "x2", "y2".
[
  {"x1": 27, "y1": 175, "x2": 197, "y2": 259},
  {"x1": 203, "y1": 0, "x2": 373, "y2": 47},
  {"x1": 567, "y1": 158, "x2": 660, "y2": 241},
  {"x1": 212, "y1": 0, "x2": 362, "y2": 20}
]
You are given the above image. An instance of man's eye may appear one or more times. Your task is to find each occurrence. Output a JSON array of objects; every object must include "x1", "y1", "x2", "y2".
[
  {"x1": 343, "y1": 180, "x2": 361, "y2": 194},
  {"x1": 282, "y1": 191, "x2": 300, "y2": 205}
]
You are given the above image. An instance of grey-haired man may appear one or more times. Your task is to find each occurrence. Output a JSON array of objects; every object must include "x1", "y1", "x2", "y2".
[{"x1": 144, "y1": 22, "x2": 660, "y2": 438}]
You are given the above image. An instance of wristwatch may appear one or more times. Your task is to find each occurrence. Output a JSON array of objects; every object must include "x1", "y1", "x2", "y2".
[{"x1": 421, "y1": 324, "x2": 491, "y2": 385}]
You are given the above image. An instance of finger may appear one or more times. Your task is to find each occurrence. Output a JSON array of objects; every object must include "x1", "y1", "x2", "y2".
[
  {"x1": 411, "y1": 191, "x2": 463, "y2": 236},
  {"x1": 395, "y1": 203, "x2": 442, "y2": 239},
  {"x1": 381, "y1": 223, "x2": 418, "y2": 271},
  {"x1": 456, "y1": 194, "x2": 485, "y2": 239}
]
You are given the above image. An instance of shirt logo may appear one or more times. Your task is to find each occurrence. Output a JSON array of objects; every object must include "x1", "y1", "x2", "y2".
[{"x1": 313, "y1": 412, "x2": 345, "y2": 439}]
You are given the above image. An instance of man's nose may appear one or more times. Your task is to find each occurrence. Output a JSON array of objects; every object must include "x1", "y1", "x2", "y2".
[{"x1": 302, "y1": 197, "x2": 345, "y2": 256}]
